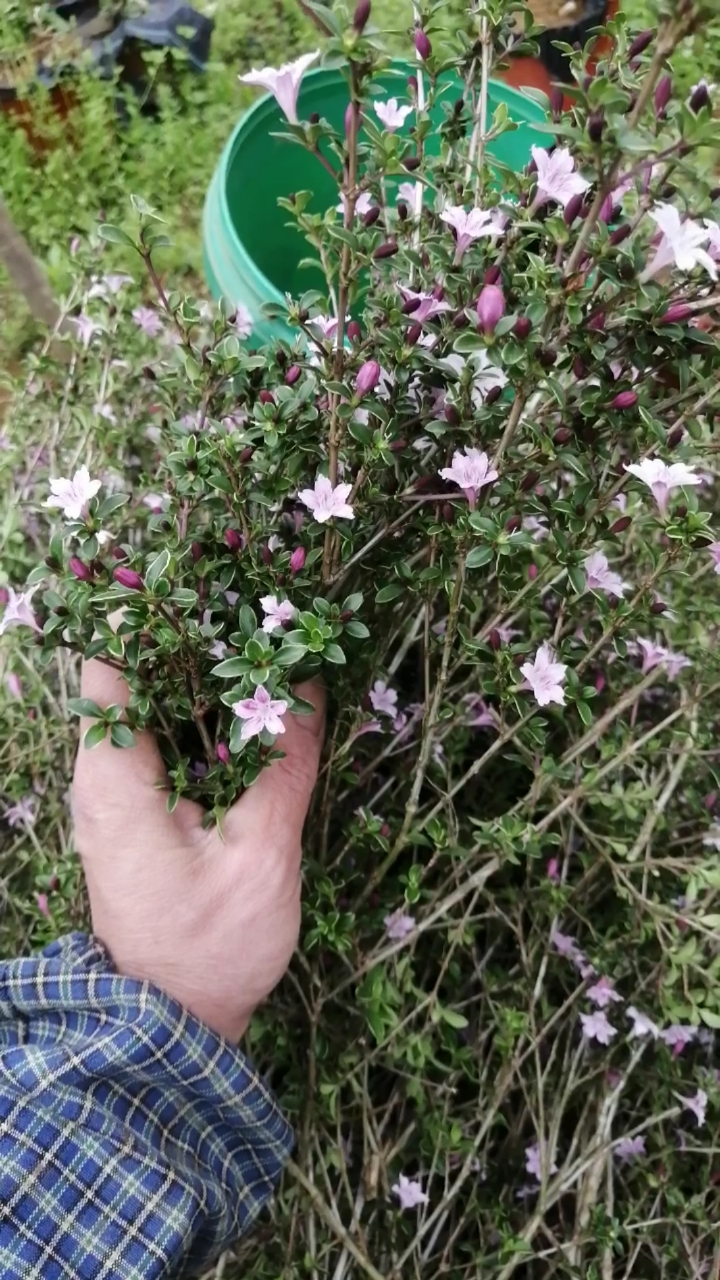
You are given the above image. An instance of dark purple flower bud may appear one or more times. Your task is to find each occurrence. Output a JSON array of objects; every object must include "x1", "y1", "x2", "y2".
[
  {"x1": 261, "y1": 542, "x2": 273, "y2": 566},
  {"x1": 353, "y1": 0, "x2": 370, "y2": 32},
  {"x1": 191, "y1": 540, "x2": 202, "y2": 562},
  {"x1": 654, "y1": 75, "x2": 672, "y2": 119},
  {"x1": 397, "y1": 200, "x2": 409, "y2": 221},
  {"x1": 588, "y1": 110, "x2": 605, "y2": 143},
  {"x1": 489, "y1": 627, "x2": 502, "y2": 651},
  {"x1": 650, "y1": 600, "x2": 667, "y2": 614},
  {"x1": 414, "y1": 28, "x2": 431, "y2": 59},
  {"x1": 550, "y1": 85, "x2": 564, "y2": 120},
  {"x1": 658, "y1": 302, "x2": 692, "y2": 325},
  {"x1": 667, "y1": 426, "x2": 684, "y2": 448},
  {"x1": 521, "y1": 470, "x2": 540, "y2": 492},
  {"x1": 583, "y1": 74, "x2": 593, "y2": 93},
  {"x1": 453, "y1": 309, "x2": 469, "y2": 329},
  {"x1": 239, "y1": 446, "x2": 254, "y2": 464},
  {"x1": 309, "y1": 112, "x2": 320, "y2": 125},
  {"x1": 374, "y1": 240, "x2": 399, "y2": 259},
  {"x1": 538, "y1": 348, "x2": 557, "y2": 368},
  {"x1": 485, "y1": 385, "x2": 503, "y2": 406},
  {"x1": 112, "y1": 546, "x2": 128, "y2": 562},
  {"x1": 610, "y1": 223, "x2": 631, "y2": 245},
  {"x1": 259, "y1": 389, "x2": 275, "y2": 405},
  {"x1": 690, "y1": 80, "x2": 710, "y2": 112},
  {"x1": 217, "y1": 741, "x2": 231, "y2": 765},
  {"x1": 113, "y1": 567, "x2": 144, "y2": 590},
  {"x1": 389, "y1": 437, "x2": 408, "y2": 452},
  {"x1": 224, "y1": 528, "x2": 244, "y2": 552},
  {"x1": 362, "y1": 205, "x2": 380, "y2": 228},
  {"x1": 432, "y1": 283, "x2": 445, "y2": 300},
  {"x1": 506, "y1": 514, "x2": 521, "y2": 532},
  {"x1": 610, "y1": 515, "x2": 631, "y2": 534},
  {"x1": 513, "y1": 316, "x2": 532, "y2": 339},
  {"x1": 290, "y1": 546, "x2": 306, "y2": 575},
  {"x1": 347, "y1": 320, "x2": 362, "y2": 342},
  {"x1": 628, "y1": 28, "x2": 653, "y2": 57},
  {"x1": 402, "y1": 295, "x2": 421, "y2": 314},
  {"x1": 407, "y1": 321, "x2": 422, "y2": 344},
  {"x1": 407, "y1": 74, "x2": 418, "y2": 96},
  {"x1": 588, "y1": 311, "x2": 605, "y2": 332},
  {"x1": 69, "y1": 556, "x2": 93, "y2": 582},
  {"x1": 403, "y1": 155, "x2": 421, "y2": 171},
  {"x1": 554, "y1": 427, "x2": 572, "y2": 445},
  {"x1": 355, "y1": 359, "x2": 381, "y2": 397},
  {"x1": 573, "y1": 357, "x2": 587, "y2": 380},
  {"x1": 611, "y1": 390, "x2": 638, "y2": 410},
  {"x1": 564, "y1": 192, "x2": 584, "y2": 225},
  {"x1": 445, "y1": 403, "x2": 460, "y2": 425},
  {"x1": 285, "y1": 364, "x2": 302, "y2": 385},
  {"x1": 710, "y1": 186, "x2": 720, "y2": 201},
  {"x1": 484, "y1": 264, "x2": 501, "y2": 286},
  {"x1": 476, "y1": 284, "x2": 505, "y2": 334}
]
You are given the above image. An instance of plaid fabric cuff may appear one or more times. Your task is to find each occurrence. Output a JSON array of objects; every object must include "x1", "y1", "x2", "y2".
[{"x1": 0, "y1": 932, "x2": 293, "y2": 1279}]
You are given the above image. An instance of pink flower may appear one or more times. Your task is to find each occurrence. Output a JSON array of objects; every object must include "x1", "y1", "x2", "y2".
[
  {"x1": 374, "y1": 97, "x2": 413, "y2": 130},
  {"x1": 520, "y1": 643, "x2": 567, "y2": 708},
  {"x1": 642, "y1": 203, "x2": 717, "y2": 281},
  {"x1": 677, "y1": 1088, "x2": 707, "y2": 1126},
  {"x1": 525, "y1": 1142, "x2": 557, "y2": 1180},
  {"x1": 634, "y1": 638, "x2": 691, "y2": 679},
  {"x1": 546, "y1": 857, "x2": 560, "y2": 882},
  {"x1": 5, "y1": 672, "x2": 23, "y2": 699},
  {"x1": 627, "y1": 1006, "x2": 660, "y2": 1039},
  {"x1": 5, "y1": 795, "x2": 37, "y2": 827},
  {"x1": 142, "y1": 493, "x2": 168, "y2": 513},
  {"x1": 209, "y1": 639, "x2": 228, "y2": 660},
  {"x1": 531, "y1": 145, "x2": 590, "y2": 209},
  {"x1": 309, "y1": 313, "x2": 339, "y2": 343},
  {"x1": 661, "y1": 1024, "x2": 697, "y2": 1056},
  {"x1": 392, "y1": 1174, "x2": 428, "y2": 1210},
  {"x1": 384, "y1": 908, "x2": 416, "y2": 940},
  {"x1": 132, "y1": 306, "x2": 164, "y2": 336},
  {"x1": 299, "y1": 475, "x2": 354, "y2": 523},
  {"x1": 45, "y1": 466, "x2": 101, "y2": 520},
  {"x1": 583, "y1": 551, "x2": 629, "y2": 597},
  {"x1": 398, "y1": 287, "x2": 452, "y2": 324},
  {"x1": 614, "y1": 1135, "x2": 646, "y2": 1162},
  {"x1": 87, "y1": 273, "x2": 132, "y2": 298},
  {"x1": 440, "y1": 447, "x2": 498, "y2": 508},
  {"x1": 708, "y1": 542, "x2": 720, "y2": 574},
  {"x1": 369, "y1": 680, "x2": 398, "y2": 718},
  {"x1": 440, "y1": 205, "x2": 506, "y2": 262},
  {"x1": 336, "y1": 191, "x2": 374, "y2": 219},
  {"x1": 232, "y1": 685, "x2": 289, "y2": 740},
  {"x1": 580, "y1": 1010, "x2": 618, "y2": 1045},
  {"x1": 624, "y1": 458, "x2": 701, "y2": 516},
  {"x1": 463, "y1": 694, "x2": 498, "y2": 729},
  {"x1": 239, "y1": 50, "x2": 320, "y2": 124},
  {"x1": 260, "y1": 595, "x2": 296, "y2": 633},
  {"x1": 586, "y1": 976, "x2": 623, "y2": 1009},
  {"x1": 72, "y1": 313, "x2": 100, "y2": 347},
  {"x1": 0, "y1": 587, "x2": 41, "y2": 636},
  {"x1": 36, "y1": 892, "x2": 50, "y2": 918},
  {"x1": 551, "y1": 927, "x2": 580, "y2": 959},
  {"x1": 232, "y1": 303, "x2": 254, "y2": 339}
]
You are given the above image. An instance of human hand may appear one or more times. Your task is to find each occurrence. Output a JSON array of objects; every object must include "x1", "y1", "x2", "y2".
[{"x1": 72, "y1": 656, "x2": 325, "y2": 1042}]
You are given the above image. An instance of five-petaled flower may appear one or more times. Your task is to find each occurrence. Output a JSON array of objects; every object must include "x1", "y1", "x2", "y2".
[
  {"x1": 5, "y1": 796, "x2": 37, "y2": 828},
  {"x1": 260, "y1": 595, "x2": 296, "y2": 633},
  {"x1": 369, "y1": 680, "x2": 398, "y2": 717},
  {"x1": 72, "y1": 314, "x2": 100, "y2": 347},
  {"x1": 583, "y1": 551, "x2": 629, "y2": 597},
  {"x1": 440, "y1": 447, "x2": 498, "y2": 508},
  {"x1": 525, "y1": 1142, "x2": 558, "y2": 1180},
  {"x1": 642, "y1": 203, "x2": 718, "y2": 281},
  {"x1": 520, "y1": 643, "x2": 568, "y2": 708},
  {"x1": 239, "y1": 50, "x2": 319, "y2": 124},
  {"x1": 627, "y1": 1006, "x2": 661, "y2": 1039},
  {"x1": 586, "y1": 976, "x2": 623, "y2": 1009},
  {"x1": 580, "y1": 1010, "x2": 618, "y2": 1045},
  {"x1": 634, "y1": 638, "x2": 691, "y2": 679},
  {"x1": 660, "y1": 1024, "x2": 697, "y2": 1055},
  {"x1": 624, "y1": 458, "x2": 701, "y2": 517},
  {"x1": 374, "y1": 97, "x2": 413, "y2": 130},
  {"x1": 614, "y1": 1135, "x2": 646, "y2": 1162},
  {"x1": 440, "y1": 204, "x2": 506, "y2": 262},
  {"x1": 0, "y1": 587, "x2": 41, "y2": 636},
  {"x1": 299, "y1": 475, "x2": 355, "y2": 523},
  {"x1": 132, "y1": 306, "x2": 164, "y2": 336},
  {"x1": 384, "y1": 908, "x2": 416, "y2": 941},
  {"x1": 392, "y1": 1174, "x2": 428, "y2": 1210},
  {"x1": 531, "y1": 145, "x2": 590, "y2": 209},
  {"x1": 399, "y1": 287, "x2": 452, "y2": 324},
  {"x1": 232, "y1": 685, "x2": 289, "y2": 740},
  {"x1": 44, "y1": 466, "x2": 101, "y2": 521},
  {"x1": 677, "y1": 1088, "x2": 707, "y2": 1127},
  {"x1": 336, "y1": 192, "x2": 375, "y2": 220}
]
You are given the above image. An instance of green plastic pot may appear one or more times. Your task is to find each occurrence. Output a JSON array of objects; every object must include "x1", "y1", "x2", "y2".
[{"x1": 203, "y1": 62, "x2": 547, "y2": 346}]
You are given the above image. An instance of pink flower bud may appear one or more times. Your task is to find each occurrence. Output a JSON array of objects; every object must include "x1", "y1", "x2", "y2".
[
  {"x1": 610, "y1": 390, "x2": 638, "y2": 410},
  {"x1": 588, "y1": 311, "x2": 605, "y2": 332},
  {"x1": 528, "y1": 563, "x2": 538, "y2": 581},
  {"x1": 654, "y1": 75, "x2": 672, "y2": 119},
  {"x1": 355, "y1": 359, "x2": 381, "y2": 397},
  {"x1": 217, "y1": 741, "x2": 231, "y2": 765},
  {"x1": 476, "y1": 284, "x2": 505, "y2": 334},
  {"x1": 285, "y1": 364, "x2": 302, "y2": 385},
  {"x1": 353, "y1": 0, "x2": 371, "y2": 32},
  {"x1": 484, "y1": 264, "x2": 501, "y2": 286},
  {"x1": 261, "y1": 542, "x2": 273, "y2": 565},
  {"x1": 414, "y1": 28, "x2": 431, "y2": 59},
  {"x1": 514, "y1": 316, "x2": 532, "y2": 339},
  {"x1": 489, "y1": 627, "x2": 501, "y2": 651},
  {"x1": 564, "y1": 192, "x2": 584, "y2": 225},
  {"x1": 628, "y1": 28, "x2": 653, "y2": 57},
  {"x1": 113, "y1": 566, "x2": 144, "y2": 590},
  {"x1": 239, "y1": 446, "x2": 254, "y2": 464},
  {"x1": 546, "y1": 857, "x2": 560, "y2": 883},
  {"x1": 69, "y1": 556, "x2": 93, "y2": 582},
  {"x1": 290, "y1": 546, "x2": 306, "y2": 575},
  {"x1": 599, "y1": 195, "x2": 614, "y2": 223},
  {"x1": 595, "y1": 673, "x2": 606, "y2": 694},
  {"x1": 573, "y1": 356, "x2": 587, "y2": 379},
  {"x1": 259, "y1": 389, "x2": 275, "y2": 405},
  {"x1": 191, "y1": 540, "x2": 203, "y2": 562},
  {"x1": 347, "y1": 320, "x2": 362, "y2": 342},
  {"x1": 658, "y1": 302, "x2": 692, "y2": 324},
  {"x1": 610, "y1": 515, "x2": 631, "y2": 533},
  {"x1": 224, "y1": 528, "x2": 244, "y2": 552},
  {"x1": 667, "y1": 426, "x2": 684, "y2": 448},
  {"x1": 407, "y1": 321, "x2": 422, "y2": 344},
  {"x1": 36, "y1": 893, "x2": 50, "y2": 919}
]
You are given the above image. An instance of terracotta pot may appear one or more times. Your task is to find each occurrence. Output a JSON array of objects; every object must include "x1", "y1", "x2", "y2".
[{"x1": 502, "y1": 0, "x2": 619, "y2": 104}]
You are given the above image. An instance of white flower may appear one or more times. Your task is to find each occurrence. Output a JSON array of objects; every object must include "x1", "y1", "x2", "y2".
[
  {"x1": 239, "y1": 50, "x2": 320, "y2": 125},
  {"x1": 298, "y1": 475, "x2": 354, "y2": 523},
  {"x1": 44, "y1": 466, "x2": 101, "y2": 521},
  {"x1": 440, "y1": 205, "x2": 506, "y2": 260},
  {"x1": 392, "y1": 1174, "x2": 428, "y2": 1210},
  {"x1": 369, "y1": 680, "x2": 398, "y2": 717},
  {"x1": 643, "y1": 203, "x2": 718, "y2": 281},
  {"x1": 260, "y1": 595, "x2": 296, "y2": 633},
  {"x1": 336, "y1": 192, "x2": 374, "y2": 219},
  {"x1": 624, "y1": 458, "x2": 701, "y2": 517},
  {"x1": 583, "y1": 551, "x2": 629, "y2": 597},
  {"x1": 531, "y1": 145, "x2": 590, "y2": 209},
  {"x1": 384, "y1": 908, "x2": 415, "y2": 940},
  {"x1": 374, "y1": 98, "x2": 413, "y2": 131},
  {"x1": 677, "y1": 1088, "x2": 707, "y2": 1126},
  {"x1": 520, "y1": 643, "x2": 568, "y2": 708},
  {"x1": 0, "y1": 587, "x2": 41, "y2": 637},
  {"x1": 627, "y1": 1006, "x2": 660, "y2": 1040}
]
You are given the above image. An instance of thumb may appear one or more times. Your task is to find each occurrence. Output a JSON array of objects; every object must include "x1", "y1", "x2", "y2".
[{"x1": 223, "y1": 680, "x2": 326, "y2": 843}]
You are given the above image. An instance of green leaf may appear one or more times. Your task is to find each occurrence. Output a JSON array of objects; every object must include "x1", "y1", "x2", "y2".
[
  {"x1": 323, "y1": 643, "x2": 346, "y2": 665},
  {"x1": 466, "y1": 545, "x2": 494, "y2": 569},
  {"x1": 576, "y1": 700, "x2": 593, "y2": 726},
  {"x1": 238, "y1": 605, "x2": 257, "y2": 636},
  {"x1": 96, "y1": 493, "x2": 129, "y2": 518},
  {"x1": 211, "y1": 657, "x2": 251, "y2": 678},
  {"x1": 376, "y1": 583, "x2": 404, "y2": 604},
  {"x1": 67, "y1": 697, "x2": 104, "y2": 719},
  {"x1": 229, "y1": 717, "x2": 246, "y2": 753},
  {"x1": 84, "y1": 722, "x2": 108, "y2": 749},
  {"x1": 342, "y1": 592, "x2": 363, "y2": 613},
  {"x1": 166, "y1": 791, "x2": 180, "y2": 814},
  {"x1": 344, "y1": 620, "x2": 370, "y2": 639},
  {"x1": 440, "y1": 1008, "x2": 469, "y2": 1029},
  {"x1": 110, "y1": 723, "x2": 136, "y2": 749},
  {"x1": 145, "y1": 548, "x2": 171, "y2": 590},
  {"x1": 97, "y1": 223, "x2": 136, "y2": 247},
  {"x1": 567, "y1": 565, "x2": 586, "y2": 595},
  {"x1": 276, "y1": 644, "x2": 309, "y2": 666},
  {"x1": 699, "y1": 1008, "x2": 720, "y2": 1028}
]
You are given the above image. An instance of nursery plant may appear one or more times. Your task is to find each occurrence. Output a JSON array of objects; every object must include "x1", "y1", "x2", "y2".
[{"x1": 2, "y1": 0, "x2": 720, "y2": 1275}]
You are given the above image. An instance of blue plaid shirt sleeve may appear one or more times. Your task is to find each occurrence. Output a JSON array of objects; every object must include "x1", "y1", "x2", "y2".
[{"x1": 0, "y1": 932, "x2": 293, "y2": 1279}]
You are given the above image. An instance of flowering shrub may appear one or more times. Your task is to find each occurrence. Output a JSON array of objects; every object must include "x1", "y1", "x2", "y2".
[{"x1": 3, "y1": 0, "x2": 720, "y2": 1273}]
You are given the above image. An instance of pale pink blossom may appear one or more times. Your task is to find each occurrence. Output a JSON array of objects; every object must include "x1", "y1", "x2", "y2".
[
  {"x1": 677, "y1": 1088, "x2": 707, "y2": 1126},
  {"x1": 309, "y1": 314, "x2": 339, "y2": 343},
  {"x1": 239, "y1": 50, "x2": 319, "y2": 124},
  {"x1": 5, "y1": 795, "x2": 37, "y2": 827},
  {"x1": 336, "y1": 192, "x2": 374, "y2": 219},
  {"x1": 525, "y1": 1142, "x2": 557, "y2": 1180},
  {"x1": 708, "y1": 542, "x2": 720, "y2": 574},
  {"x1": 642, "y1": 204, "x2": 717, "y2": 281},
  {"x1": 374, "y1": 97, "x2": 413, "y2": 130},
  {"x1": 583, "y1": 551, "x2": 629, "y2": 597},
  {"x1": 587, "y1": 976, "x2": 623, "y2": 1009},
  {"x1": 369, "y1": 680, "x2": 398, "y2": 718},
  {"x1": 614, "y1": 1135, "x2": 646, "y2": 1161},
  {"x1": 87, "y1": 273, "x2": 132, "y2": 298},
  {"x1": 72, "y1": 313, "x2": 100, "y2": 347},
  {"x1": 232, "y1": 684, "x2": 289, "y2": 740},
  {"x1": 392, "y1": 1174, "x2": 428, "y2": 1210},
  {"x1": 627, "y1": 1006, "x2": 660, "y2": 1039},
  {"x1": 45, "y1": 466, "x2": 101, "y2": 521},
  {"x1": 624, "y1": 458, "x2": 701, "y2": 516},
  {"x1": 132, "y1": 305, "x2": 164, "y2": 336},
  {"x1": 546, "y1": 857, "x2": 560, "y2": 882},
  {"x1": 142, "y1": 493, "x2": 168, "y2": 513},
  {"x1": 463, "y1": 694, "x2": 497, "y2": 729},
  {"x1": 0, "y1": 587, "x2": 41, "y2": 636},
  {"x1": 399, "y1": 287, "x2": 452, "y2": 325},
  {"x1": 531, "y1": 145, "x2": 590, "y2": 209},
  {"x1": 5, "y1": 672, "x2": 22, "y2": 699},
  {"x1": 397, "y1": 181, "x2": 419, "y2": 206},
  {"x1": 634, "y1": 638, "x2": 691, "y2": 679},
  {"x1": 440, "y1": 447, "x2": 498, "y2": 508},
  {"x1": 384, "y1": 908, "x2": 416, "y2": 940},
  {"x1": 496, "y1": 625, "x2": 520, "y2": 644},
  {"x1": 523, "y1": 516, "x2": 549, "y2": 541},
  {"x1": 209, "y1": 639, "x2": 228, "y2": 660},
  {"x1": 661, "y1": 1024, "x2": 697, "y2": 1055},
  {"x1": 520, "y1": 643, "x2": 567, "y2": 708},
  {"x1": 441, "y1": 351, "x2": 508, "y2": 404},
  {"x1": 440, "y1": 204, "x2": 506, "y2": 261},
  {"x1": 232, "y1": 303, "x2": 254, "y2": 339},
  {"x1": 260, "y1": 595, "x2": 296, "y2": 633},
  {"x1": 580, "y1": 1010, "x2": 618, "y2": 1045},
  {"x1": 36, "y1": 892, "x2": 50, "y2": 918},
  {"x1": 551, "y1": 928, "x2": 580, "y2": 959},
  {"x1": 703, "y1": 218, "x2": 720, "y2": 259},
  {"x1": 299, "y1": 475, "x2": 354, "y2": 522}
]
